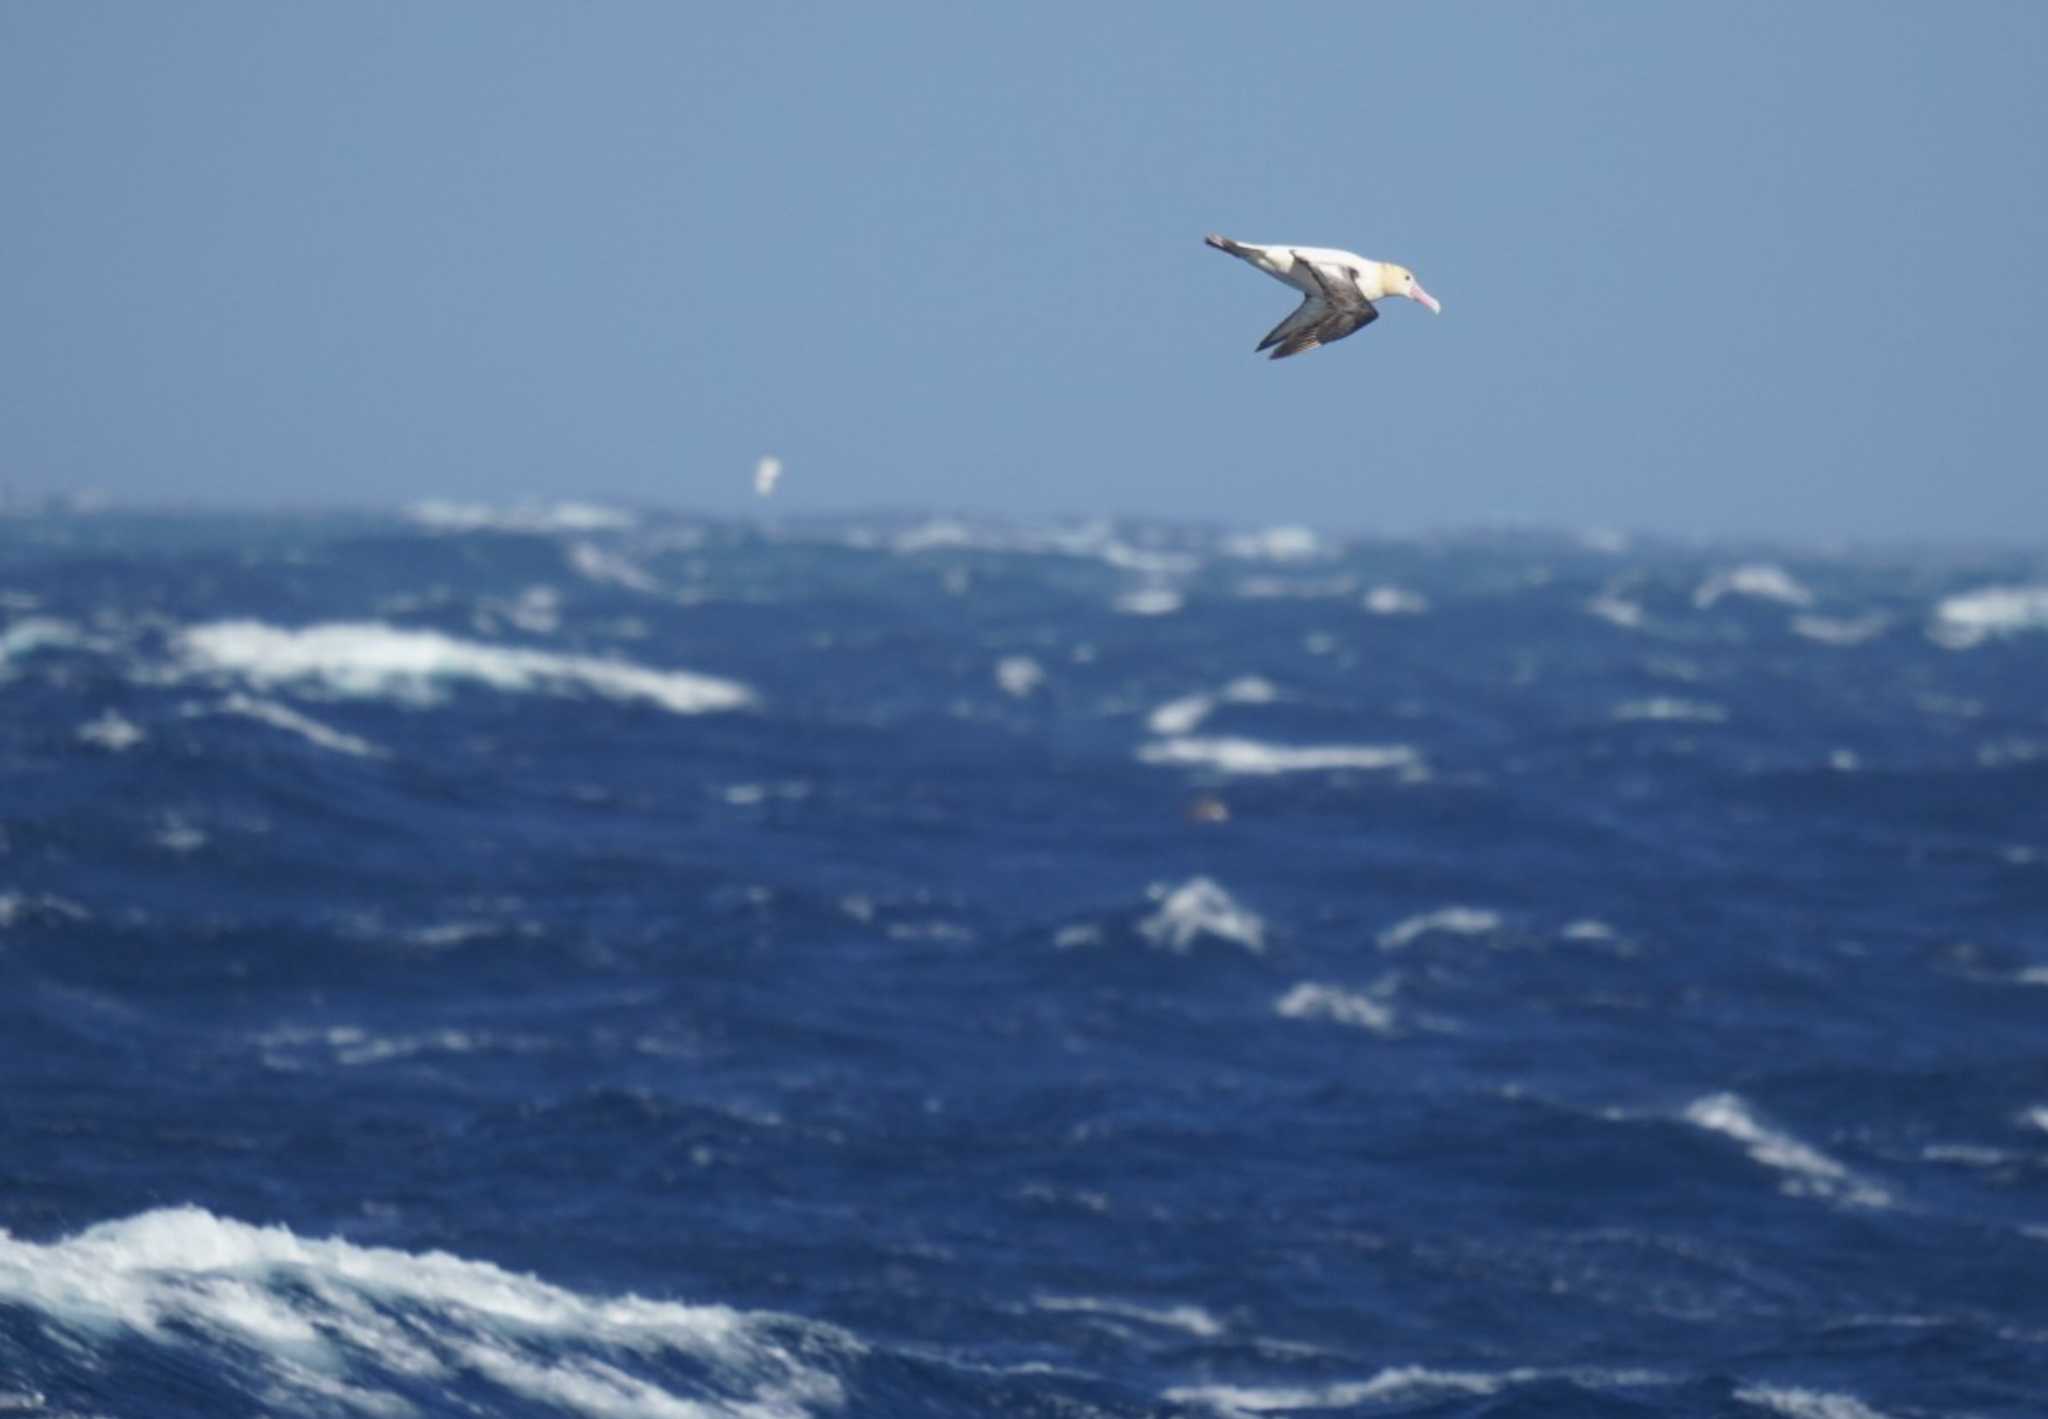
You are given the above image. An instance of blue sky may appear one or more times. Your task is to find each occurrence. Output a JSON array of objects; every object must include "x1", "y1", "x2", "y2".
[{"x1": 3, "y1": 2, "x2": 2043, "y2": 540}]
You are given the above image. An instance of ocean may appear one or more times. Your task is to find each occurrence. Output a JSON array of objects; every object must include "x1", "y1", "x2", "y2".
[{"x1": 2, "y1": 504, "x2": 2045, "y2": 1418}]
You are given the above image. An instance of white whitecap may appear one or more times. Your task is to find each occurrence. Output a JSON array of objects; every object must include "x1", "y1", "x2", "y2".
[
  {"x1": 1930, "y1": 585, "x2": 2048, "y2": 649},
  {"x1": 153, "y1": 817, "x2": 208, "y2": 854},
  {"x1": 994, "y1": 655, "x2": 1045, "y2": 698},
  {"x1": 1586, "y1": 596, "x2": 1645, "y2": 630},
  {"x1": 1094, "y1": 542, "x2": 1199, "y2": 576},
  {"x1": 1138, "y1": 877, "x2": 1265, "y2": 953},
  {"x1": 890, "y1": 517, "x2": 979, "y2": 554},
  {"x1": 0, "y1": 1206, "x2": 848, "y2": 1418},
  {"x1": 1222, "y1": 526, "x2": 1322, "y2": 563},
  {"x1": 1612, "y1": 697, "x2": 1727, "y2": 724},
  {"x1": 899, "y1": 518, "x2": 1200, "y2": 576},
  {"x1": 1237, "y1": 575, "x2": 1356, "y2": 601},
  {"x1": 1274, "y1": 983, "x2": 1395, "y2": 1035},
  {"x1": 1922, "y1": 1142, "x2": 2010, "y2": 1167},
  {"x1": 1137, "y1": 737, "x2": 1419, "y2": 777},
  {"x1": 219, "y1": 693, "x2": 385, "y2": 758},
  {"x1": 1362, "y1": 585, "x2": 1428, "y2": 615},
  {"x1": 565, "y1": 542, "x2": 662, "y2": 594},
  {"x1": 1683, "y1": 1093, "x2": 1889, "y2": 1208},
  {"x1": 0, "y1": 892, "x2": 90, "y2": 929},
  {"x1": 281, "y1": 1025, "x2": 528, "y2": 1069},
  {"x1": 1791, "y1": 613, "x2": 1888, "y2": 646},
  {"x1": 503, "y1": 585, "x2": 563, "y2": 634},
  {"x1": 1220, "y1": 676, "x2": 1278, "y2": 705},
  {"x1": 1147, "y1": 693, "x2": 1214, "y2": 736},
  {"x1": 1694, "y1": 564, "x2": 1813, "y2": 610},
  {"x1": 1166, "y1": 1365, "x2": 1517, "y2": 1413},
  {"x1": 0, "y1": 617, "x2": 95, "y2": 665},
  {"x1": 1976, "y1": 738, "x2": 2048, "y2": 768},
  {"x1": 176, "y1": 621, "x2": 753, "y2": 716},
  {"x1": 1733, "y1": 1384, "x2": 1893, "y2": 1419},
  {"x1": 1114, "y1": 587, "x2": 1183, "y2": 617},
  {"x1": 76, "y1": 710, "x2": 145, "y2": 751},
  {"x1": 1145, "y1": 677, "x2": 1277, "y2": 736},
  {"x1": 1034, "y1": 1294, "x2": 1224, "y2": 1338},
  {"x1": 1378, "y1": 907, "x2": 1502, "y2": 951},
  {"x1": 407, "y1": 500, "x2": 636, "y2": 534}
]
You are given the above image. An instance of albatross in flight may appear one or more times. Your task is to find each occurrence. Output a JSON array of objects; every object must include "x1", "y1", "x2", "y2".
[{"x1": 1205, "y1": 235, "x2": 1441, "y2": 359}]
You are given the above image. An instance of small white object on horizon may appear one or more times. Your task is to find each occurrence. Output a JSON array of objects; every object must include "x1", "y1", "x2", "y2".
[{"x1": 754, "y1": 456, "x2": 783, "y2": 498}]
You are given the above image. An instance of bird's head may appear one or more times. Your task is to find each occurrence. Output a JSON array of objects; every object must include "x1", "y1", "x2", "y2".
[{"x1": 1380, "y1": 263, "x2": 1441, "y2": 314}]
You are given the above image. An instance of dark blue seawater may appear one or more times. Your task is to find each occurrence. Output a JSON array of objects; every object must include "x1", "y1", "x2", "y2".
[{"x1": 3, "y1": 505, "x2": 2046, "y2": 1418}]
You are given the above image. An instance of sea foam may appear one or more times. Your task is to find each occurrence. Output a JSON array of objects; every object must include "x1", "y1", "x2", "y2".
[
  {"x1": 1274, "y1": 982, "x2": 1396, "y2": 1035},
  {"x1": 994, "y1": 655, "x2": 1046, "y2": 698},
  {"x1": 1929, "y1": 585, "x2": 2048, "y2": 649},
  {"x1": 176, "y1": 621, "x2": 754, "y2": 715},
  {"x1": 1586, "y1": 595, "x2": 1646, "y2": 630},
  {"x1": 1733, "y1": 1385, "x2": 1893, "y2": 1419},
  {"x1": 408, "y1": 500, "x2": 637, "y2": 534},
  {"x1": 0, "y1": 616, "x2": 98, "y2": 667},
  {"x1": 1165, "y1": 1364, "x2": 1675, "y2": 1416},
  {"x1": 1114, "y1": 587, "x2": 1184, "y2": 617},
  {"x1": 218, "y1": 692, "x2": 385, "y2": 758},
  {"x1": 0, "y1": 1206, "x2": 848, "y2": 1419},
  {"x1": 1033, "y1": 1294, "x2": 1224, "y2": 1338},
  {"x1": 1377, "y1": 907, "x2": 1501, "y2": 951},
  {"x1": 1683, "y1": 1093, "x2": 1890, "y2": 1208},
  {"x1": 1362, "y1": 585, "x2": 1428, "y2": 615},
  {"x1": 1790, "y1": 613, "x2": 1889, "y2": 646},
  {"x1": 1165, "y1": 1365, "x2": 1520, "y2": 1413},
  {"x1": 566, "y1": 541, "x2": 662, "y2": 593},
  {"x1": 1136, "y1": 737, "x2": 1420, "y2": 776},
  {"x1": 1138, "y1": 878, "x2": 1266, "y2": 953},
  {"x1": 1222, "y1": 525, "x2": 1322, "y2": 563},
  {"x1": 1144, "y1": 677, "x2": 1278, "y2": 736},
  {"x1": 76, "y1": 709, "x2": 146, "y2": 751},
  {"x1": 1612, "y1": 697, "x2": 1728, "y2": 724},
  {"x1": 1693, "y1": 564, "x2": 1813, "y2": 610}
]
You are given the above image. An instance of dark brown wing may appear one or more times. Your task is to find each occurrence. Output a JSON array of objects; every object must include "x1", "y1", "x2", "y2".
[
  {"x1": 1256, "y1": 293, "x2": 1329, "y2": 353},
  {"x1": 1267, "y1": 301, "x2": 1379, "y2": 359}
]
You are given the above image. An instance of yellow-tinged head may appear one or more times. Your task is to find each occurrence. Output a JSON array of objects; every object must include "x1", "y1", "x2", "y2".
[{"x1": 1378, "y1": 262, "x2": 1441, "y2": 314}]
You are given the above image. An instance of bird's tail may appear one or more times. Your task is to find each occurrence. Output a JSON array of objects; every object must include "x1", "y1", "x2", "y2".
[{"x1": 1204, "y1": 233, "x2": 1249, "y2": 256}]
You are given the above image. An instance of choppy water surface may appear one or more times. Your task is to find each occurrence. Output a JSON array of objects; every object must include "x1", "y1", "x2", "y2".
[{"x1": 3, "y1": 506, "x2": 2046, "y2": 1417}]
